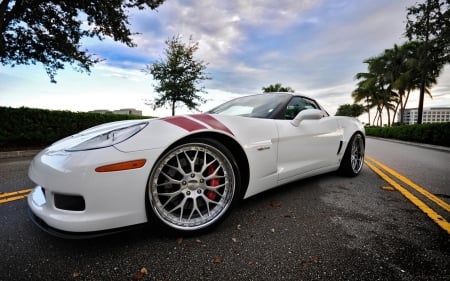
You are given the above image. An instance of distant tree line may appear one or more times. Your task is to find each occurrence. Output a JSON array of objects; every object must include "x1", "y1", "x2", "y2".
[{"x1": 262, "y1": 83, "x2": 295, "y2": 93}]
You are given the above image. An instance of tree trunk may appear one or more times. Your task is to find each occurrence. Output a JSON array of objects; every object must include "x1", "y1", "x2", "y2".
[
  {"x1": 386, "y1": 107, "x2": 391, "y2": 127},
  {"x1": 372, "y1": 110, "x2": 378, "y2": 126},
  {"x1": 396, "y1": 89, "x2": 405, "y2": 125},
  {"x1": 171, "y1": 99, "x2": 176, "y2": 116},
  {"x1": 378, "y1": 105, "x2": 384, "y2": 126},
  {"x1": 366, "y1": 97, "x2": 371, "y2": 126},
  {"x1": 417, "y1": 80, "x2": 426, "y2": 124},
  {"x1": 392, "y1": 102, "x2": 400, "y2": 126}
]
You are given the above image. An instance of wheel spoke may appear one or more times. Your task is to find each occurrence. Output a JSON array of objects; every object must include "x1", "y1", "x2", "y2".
[
  {"x1": 160, "y1": 170, "x2": 181, "y2": 185},
  {"x1": 167, "y1": 197, "x2": 187, "y2": 215},
  {"x1": 207, "y1": 182, "x2": 225, "y2": 189},
  {"x1": 183, "y1": 149, "x2": 199, "y2": 173},
  {"x1": 204, "y1": 189, "x2": 223, "y2": 200},
  {"x1": 200, "y1": 158, "x2": 217, "y2": 173},
  {"x1": 165, "y1": 163, "x2": 183, "y2": 175},
  {"x1": 158, "y1": 190, "x2": 182, "y2": 208},
  {"x1": 205, "y1": 163, "x2": 221, "y2": 178},
  {"x1": 189, "y1": 200, "x2": 204, "y2": 220}
]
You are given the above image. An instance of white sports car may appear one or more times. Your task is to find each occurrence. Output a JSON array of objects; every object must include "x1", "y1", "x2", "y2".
[{"x1": 28, "y1": 93, "x2": 365, "y2": 238}]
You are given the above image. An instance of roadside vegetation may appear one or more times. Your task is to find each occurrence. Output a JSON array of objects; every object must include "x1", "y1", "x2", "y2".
[
  {"x1": 2, "y1": 106, "x2": 448, "y2": 152},
  {"x1": 0, "y1": 107, "x2": 149, "y2": 151},
  {"x1": 366, "y1": 123, "x2": 450, "y2": 147}
]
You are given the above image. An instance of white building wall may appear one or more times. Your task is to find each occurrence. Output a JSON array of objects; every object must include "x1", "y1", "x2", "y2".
[{"x1": 400, "y1": 108, "x2": 450, "y2": 124}]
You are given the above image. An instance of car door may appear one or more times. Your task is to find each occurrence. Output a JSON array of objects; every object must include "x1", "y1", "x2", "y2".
[{"x1": 275, "y1": 96, "x2": 343, "y2": 183}]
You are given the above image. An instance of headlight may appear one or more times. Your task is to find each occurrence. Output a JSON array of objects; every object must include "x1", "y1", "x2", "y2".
[{"x1": 66, "y1": 122, "x2": 148, "y2": 151}]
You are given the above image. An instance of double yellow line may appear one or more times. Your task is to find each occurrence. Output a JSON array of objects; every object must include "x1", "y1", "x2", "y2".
[
  {"x1": 0, "y1": 189, "x2": 32, "y2": 205},
  {"x1": 365, "y1": 155, "x2": 450, "y2": 235}
]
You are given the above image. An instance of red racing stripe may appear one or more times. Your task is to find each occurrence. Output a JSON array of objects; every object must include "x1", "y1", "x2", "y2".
[
  {"x1": 190, "y1": 114, "x2": 234, "y2": 136},
  {"x1": 162, "y1": 116, "x2": 207, "y2": 132}
]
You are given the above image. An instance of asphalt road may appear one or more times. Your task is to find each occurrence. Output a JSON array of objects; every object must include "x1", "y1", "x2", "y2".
[
  {"x1": 366, "y1": 138, "x2": 450, "y2": 196},
  {"x1": 0, "y1": 138, "x2": 449, "y2": 281}
]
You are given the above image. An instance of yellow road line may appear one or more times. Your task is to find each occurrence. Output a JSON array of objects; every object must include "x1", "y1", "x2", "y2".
[
  {"x1": 366, "y1": 156, "x2": 450, "y2": 213},
  {"x1": 365, "y1": 160, "x2": 450, "y2": 235},
  {"x1": 0, "y1": 188, "x2": 32, "y2": 205}
]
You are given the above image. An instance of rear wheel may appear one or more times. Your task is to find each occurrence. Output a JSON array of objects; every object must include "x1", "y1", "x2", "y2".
[
  {"x1": 339, "y1": 133, "x2": 365, "y2": 177},
  {"x1": 147, "y1": 138, "x2": 240, "y2": 235}
]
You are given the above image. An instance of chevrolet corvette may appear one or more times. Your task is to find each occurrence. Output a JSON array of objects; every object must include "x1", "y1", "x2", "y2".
[{"x1": 28, "y1": 93, "x2": 365, "y2": 238}]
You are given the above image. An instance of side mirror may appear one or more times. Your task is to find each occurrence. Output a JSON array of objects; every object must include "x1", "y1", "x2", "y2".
[{"x1": 290, "y1": 109, "x2": 324, "y2": 127}]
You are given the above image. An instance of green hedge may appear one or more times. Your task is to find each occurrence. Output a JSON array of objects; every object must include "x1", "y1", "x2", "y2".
[
  {"x1": 2, "y1": 106, "x2": 449, "y2": 150},
  {"x1": 365, "y1": 123, "x2": 450, "y2": 147},
  {"x1": 0, "y1": 107, "x2": 151, "y2": 150}
]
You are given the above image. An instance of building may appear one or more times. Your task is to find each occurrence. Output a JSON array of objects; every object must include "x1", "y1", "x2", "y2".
[
  {"x1": 399, "y1": 107, "x2": 450, "y2": 124},
  {"x1": 89, "y1": 109, "x2": 112, "y2": 114},
  {"x1": 113, "y1": 108, "x2": 142, "y2": 116},
  {"x1": 89, "y1": 108, "x2": 142, "y2": 116}
]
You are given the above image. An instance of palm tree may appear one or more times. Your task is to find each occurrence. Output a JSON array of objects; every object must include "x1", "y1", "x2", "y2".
[
  {"x1": 352, "y1": 73, "x2": 377, "y2": 125},
  {"x1": 354, "y1": 55, "x2": 398, "y2": 126},
  {"x1": 392, "y1": 41, "x2": 435, "y2": 124},
  {"x1": 354, "y1": 41, "x2": 435, "y2": 126},
  {"x1": 383, "y1": 44, "x2": 404, "y2": 125}
]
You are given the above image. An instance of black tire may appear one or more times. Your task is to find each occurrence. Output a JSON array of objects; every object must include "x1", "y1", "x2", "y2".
[
  {"x1": 339, "y1": 133, "x2": 365, "y2": 177},
  {"x1": 146, "y1": 138, "x2": 241, "y2": 236}
]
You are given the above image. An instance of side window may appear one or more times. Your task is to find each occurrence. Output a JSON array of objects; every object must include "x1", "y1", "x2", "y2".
[{"x1": 284, "y1": 97, "x2": 319, "y2": 119}]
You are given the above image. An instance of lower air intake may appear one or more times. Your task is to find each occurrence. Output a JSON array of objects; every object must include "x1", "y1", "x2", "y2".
[{"x1": 54, "y1": 193, "x2": 85, "y2": 211}]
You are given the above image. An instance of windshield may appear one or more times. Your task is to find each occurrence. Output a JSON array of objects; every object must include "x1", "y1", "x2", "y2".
[{"x1": 207, "y1": 94, "x2": 291, "y2": 118}]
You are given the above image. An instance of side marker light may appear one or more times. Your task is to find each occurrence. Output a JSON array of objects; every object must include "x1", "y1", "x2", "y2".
[{"x1": 95, "y1": 159, "x2": 147, "y2": 173}]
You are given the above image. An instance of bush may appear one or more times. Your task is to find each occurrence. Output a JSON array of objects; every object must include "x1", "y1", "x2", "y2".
[
  {"x1": 365, "y1": 123, "x2": 450, "y2": 147},
  {"x1": 0, "y1": 107, "x2": 151, "y2": 151}
]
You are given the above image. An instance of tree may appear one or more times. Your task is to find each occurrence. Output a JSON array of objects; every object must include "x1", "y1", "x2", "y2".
[
  {"x1": 262, "y1": 83, "x2": 295, "y2": 93},
  {"x1": 354, "y1": 56, "x2": 397, "y2": 126},
  {"x1": 405, "y1": 0, "x2": 450, "y2": 123},
  {"x1": 353, "y1": 42, "x2": 429, "y2": 126},
  {"x1": 335, "y1": 104, "x2": 365, "y2": 117},
  {"x1": 145, "y1": 35, "x2": 211, "y2": 116},
  {"x1": 0, "y1": 0, "x2": 165, "y2": 82},
  {"x1": 388, "y1": 41, "x2": 435, "y2": 125},
  {"x1": 352, "y1": 77, "x2": 376, "y2": 125}
]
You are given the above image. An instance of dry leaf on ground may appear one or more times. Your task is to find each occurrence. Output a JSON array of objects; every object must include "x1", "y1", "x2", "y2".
[
  {"x1": 132, "y1": 267, "x2": 148, "y2": 280},
  {"x1": 270, "y1": 201, "x2": 282, "y2": 208}
]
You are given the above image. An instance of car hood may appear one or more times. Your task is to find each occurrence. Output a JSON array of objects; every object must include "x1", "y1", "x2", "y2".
[{"x1": 48, "y1": 119, "x2": 153, "y2": 151}]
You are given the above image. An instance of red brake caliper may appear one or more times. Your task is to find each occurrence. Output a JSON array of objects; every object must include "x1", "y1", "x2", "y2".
[{"x1": 206, "y1": 163, "x2": 219, "y2": 201}]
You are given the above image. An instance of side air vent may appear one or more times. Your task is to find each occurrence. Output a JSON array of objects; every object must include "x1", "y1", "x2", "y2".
[{"x1": 337, "y1": 140, "x2": 343, "y2": 154}]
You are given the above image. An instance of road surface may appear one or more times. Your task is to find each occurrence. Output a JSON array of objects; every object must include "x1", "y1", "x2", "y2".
[{"x1": 0, "y1": 137, "x2": 449, "y2": 281}]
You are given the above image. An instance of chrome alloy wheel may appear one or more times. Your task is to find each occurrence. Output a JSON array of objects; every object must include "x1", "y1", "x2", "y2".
[
  {"x1": 350, "y1": 134, "x2": 364, "y2": 174},
  {"x1": 148, "y1": 142, "x2": 236, "y2": 231}
]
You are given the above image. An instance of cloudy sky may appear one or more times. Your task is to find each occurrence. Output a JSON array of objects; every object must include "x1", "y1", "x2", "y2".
[{"x1": 1, "y1": 0, "x2": 449, "y2": 120}]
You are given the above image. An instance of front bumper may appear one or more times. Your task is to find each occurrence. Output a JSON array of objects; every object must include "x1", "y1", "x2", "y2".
[
  {"x1": 27, "y1": 184, "x2": 148, "y2": 235},
  {"x1": 27, "y1": 146, "x2": 163, "y2": 234}
]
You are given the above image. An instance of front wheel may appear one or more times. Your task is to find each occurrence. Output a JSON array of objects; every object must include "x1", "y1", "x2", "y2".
[
  {"x1": 339, "y1": 133, "x2": 365, "y2": 177},
  {"x1": 147, "y1": 138, "x2": 240, "y2": 235}
]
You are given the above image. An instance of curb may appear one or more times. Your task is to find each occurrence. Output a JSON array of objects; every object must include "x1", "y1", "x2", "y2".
[
  {"x1": 367, "y1": 136, "x2": 450, "y2": 153},
  {"x1": 0, "y1": 149, "x2": 42, "y2": 159}
]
